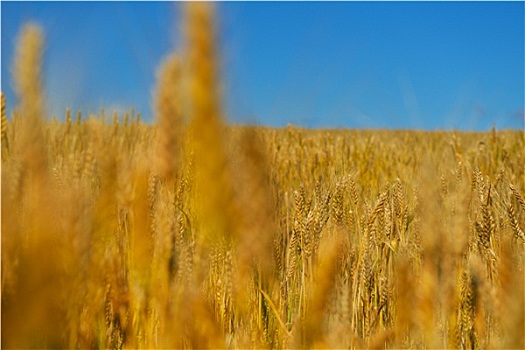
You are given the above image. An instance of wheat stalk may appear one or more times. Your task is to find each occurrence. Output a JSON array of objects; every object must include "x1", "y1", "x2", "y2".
[
  {"x1": 1, "y1": 92, "x2": 9, "y2": 158},
  {"x1": 154, "y1": 53, "x2": 183, "y2": 180}
]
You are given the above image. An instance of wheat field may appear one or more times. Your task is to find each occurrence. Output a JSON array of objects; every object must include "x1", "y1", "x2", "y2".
[{"x1": 2, "y1": 3, "x2": 524, "y2": 349}]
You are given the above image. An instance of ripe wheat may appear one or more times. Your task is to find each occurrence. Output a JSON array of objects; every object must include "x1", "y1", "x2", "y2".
[{"x1": 2, "y1": 4, "x2": 524, "y2": 349}]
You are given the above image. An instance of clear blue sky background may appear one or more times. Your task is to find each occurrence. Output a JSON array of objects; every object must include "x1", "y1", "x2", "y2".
[{"x1": 1, "y1": 1, "x2": 524, "y2": 130}]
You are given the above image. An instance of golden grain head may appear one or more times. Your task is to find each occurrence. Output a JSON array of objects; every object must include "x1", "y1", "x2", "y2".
[{"x1": 1, "y1": 92, "x2": 7, "y2": 138}]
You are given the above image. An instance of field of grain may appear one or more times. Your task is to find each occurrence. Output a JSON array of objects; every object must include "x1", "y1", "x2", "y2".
[{"x1": 2, "y1": 3, "x2": 524, "y2": 349}]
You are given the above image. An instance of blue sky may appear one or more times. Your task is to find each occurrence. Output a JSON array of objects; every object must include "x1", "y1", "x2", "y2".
[{"x1": 1, "y1": 1, "x2": 524, "y2": 130}]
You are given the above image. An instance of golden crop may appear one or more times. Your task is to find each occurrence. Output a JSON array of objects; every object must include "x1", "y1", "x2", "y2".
[{"x1": 2, "y1": 3, "x2": 524, "y2": 349}]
